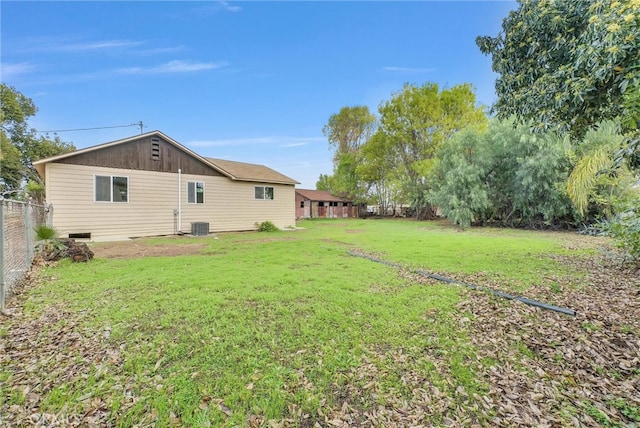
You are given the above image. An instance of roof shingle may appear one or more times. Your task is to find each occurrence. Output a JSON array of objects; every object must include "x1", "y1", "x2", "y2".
[
  {"x1": 206, "y1": 158, "x2": 299, "y2": 185},
  {"x1": 295, "y1": 189, "x2": 350, "y2": 202}
]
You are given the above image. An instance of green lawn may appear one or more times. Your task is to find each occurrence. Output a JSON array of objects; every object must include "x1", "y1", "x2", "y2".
[{"x1": 3, "y1": 219, "x2": 599, "y2": 426}]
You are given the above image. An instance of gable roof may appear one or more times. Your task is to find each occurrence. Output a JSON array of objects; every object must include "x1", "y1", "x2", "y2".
[
  {"x1": 33, "y1": 130, "x2": 299, "y2": 185},
  {"x1": 295, "y1": 189, "x2": 350, "y2": 202}
]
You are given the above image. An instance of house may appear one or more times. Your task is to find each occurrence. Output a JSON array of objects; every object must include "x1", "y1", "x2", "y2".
[
  {"x1": 33, "y1": 131, "x2": 299, "y2": 241},
  {"x1": 295, "y1": 189, "x2": 358, "y2": 219}
]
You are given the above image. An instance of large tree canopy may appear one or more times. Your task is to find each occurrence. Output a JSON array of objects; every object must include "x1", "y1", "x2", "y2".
[
  {"x1": 322, "y1": 105, "x2": 377, "y2": 162},
  {"x1": 0, "y1": 84, "x2": 75, "y2": 194},
  {"x1": 377, "y1": 82, "x2": 487, "y2": 219},
  {"x1": 477, "y1": 0, "x2": 640, "y2": 137},
  {"x1": 356, "y1": 130, "x2": 403, "y2": 216},
  {"x1": 319, "y1": 105, "x2": 377, "y2": 201}
]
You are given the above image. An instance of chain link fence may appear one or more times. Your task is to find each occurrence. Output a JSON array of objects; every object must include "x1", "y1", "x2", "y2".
[{"x1": 1, "y1": 199, "x2": 52, "y2": 312}]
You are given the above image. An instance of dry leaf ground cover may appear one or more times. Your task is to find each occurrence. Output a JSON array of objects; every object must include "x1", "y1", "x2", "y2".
[{"x1": 1, "y1": 219, "x2": 638, "y2": 427}]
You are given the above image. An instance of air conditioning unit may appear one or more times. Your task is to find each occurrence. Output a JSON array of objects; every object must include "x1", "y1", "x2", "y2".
[{"x1": 191, "y1": 222, "x2": 209, "y2": 236}]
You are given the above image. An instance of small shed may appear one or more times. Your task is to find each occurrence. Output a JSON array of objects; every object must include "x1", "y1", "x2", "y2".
[{"x1": 295, "y1": 189, "x2": 358, "y2": 219}]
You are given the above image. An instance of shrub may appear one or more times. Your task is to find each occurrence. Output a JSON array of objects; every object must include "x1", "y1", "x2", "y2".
[
  {"x1": 429, "y1": 128, "x2": 490, "y2": 229},
  {"x1": 429, "y1": 119, "x2": 577, "y2": 229},
  {"x1": 34, "y1": 224, "x2": 58, "y2": 241},
  {"x1": 256, "y1": 221, "x2": 279, "y2": 232},
  {"x1": 34, "y1": 224, "x2": 65, "y2": 256},
  {"x1": 603, "y1": 197, "x2": 640, "y2": 265}
]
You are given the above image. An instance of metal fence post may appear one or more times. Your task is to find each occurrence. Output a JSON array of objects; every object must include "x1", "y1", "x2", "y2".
[
  {"x1": 25, "y1": 201, "x2": 32, "y2": 267},
  {"x1": 1, "y1": 201, "x2": 5, "y2": 313}
]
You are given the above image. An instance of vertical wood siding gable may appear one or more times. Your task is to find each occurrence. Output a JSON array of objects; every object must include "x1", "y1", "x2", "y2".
[{"x1": 56, "y1": 136, "x2": 223, "y2": 176}]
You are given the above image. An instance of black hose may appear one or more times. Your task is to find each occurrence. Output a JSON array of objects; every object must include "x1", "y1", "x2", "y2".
[{"x1": 348, "y1": 251, "x2": 576, "y2": 317}]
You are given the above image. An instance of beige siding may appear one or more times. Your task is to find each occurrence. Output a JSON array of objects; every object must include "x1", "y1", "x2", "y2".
[{"x1": 45, "y1": 163, "x2": 296, "y2": 241}]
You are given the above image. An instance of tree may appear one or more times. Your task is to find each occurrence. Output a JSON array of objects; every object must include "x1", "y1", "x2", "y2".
[
  {"x1": 430, "y1": 119, "x2": 578, "y2": 229},
  {"x1": 428, "y1": 128, "x2": 490, "y2": 229},
  {"x1": 316, "y1": 174, "x2": 333, "y2": 191},
  {"x1": 476, "y1": 0, "x2": 640, "y2": 138},
  {"x1": 320, "y1": 106, "x2": 377, "y2": 200},
  {"x1": 357, "y1": 130, "x2": 404, "y2": 216},
  {"x1": 329, "y1": 152, "x2": 369, "y2": 201},
  {"x1": 23, "y1": 134, "x2": 75, "y2": 183},
  {"x1": 1, "y1": 83, "x2": 36, "y2": 136},
  {"x1": 377, "y1": 82, "x2": 487, "y2": 219},
  {"x1": 0, "y1": 132, "x2": 23, "y2": 192},
  {"x1": 0, "y1": 84, "x2": 75, "y2": 193},
  {"x1": 322, "y1": 106, "x2": 376, "y2": 161}
]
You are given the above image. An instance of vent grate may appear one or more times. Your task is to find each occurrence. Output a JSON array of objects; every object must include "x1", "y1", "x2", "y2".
[
  {"x1": 191, "y1": 222, "x2": 209, "y2": 236},
  {"x1": 151, "y1": 138, "x2": 160, "y2": 160}
]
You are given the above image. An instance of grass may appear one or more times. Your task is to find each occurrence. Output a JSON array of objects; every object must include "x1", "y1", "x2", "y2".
[{"x1": 7, "y1": 219, "x2": 595, "y2": 426}]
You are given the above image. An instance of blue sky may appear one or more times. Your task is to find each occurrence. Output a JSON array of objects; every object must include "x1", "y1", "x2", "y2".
[{"x1": 2, "y1": 1, "x2": 515, "y2": 189}]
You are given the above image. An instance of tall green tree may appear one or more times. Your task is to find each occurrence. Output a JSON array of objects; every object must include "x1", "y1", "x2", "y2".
[
  {"x1": 329, "y1": 152, "x2": 369, "y2": 201},
  {"x1": 357, "y1": 130, "x2": 404, "y2": 216},
  {"x1": 476, "y1": 0, "x2": 640, "y2": 138},
  {"x1": 315, "y1": 174, "x2": 333, "y2": 192},
  {"x1": 0, "y1": 84, "x2": 75, "y2": 193},
  {"x1": 320, "y1": 105, "x2": 377, "y2": 201},
  {"x1": 0, "y1": 132, "x2": 24, "y2": 193},
  {"x1": 377, "y1": 82, "x2": 487, "y2": 219},
  {"x1": 322, "y1": 106, "x2": 377, "y2": 161}
]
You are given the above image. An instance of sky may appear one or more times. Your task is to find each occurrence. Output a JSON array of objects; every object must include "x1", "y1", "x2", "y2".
[{"x1": 2, "y1": 1, "x2": 515, "y2": 189}]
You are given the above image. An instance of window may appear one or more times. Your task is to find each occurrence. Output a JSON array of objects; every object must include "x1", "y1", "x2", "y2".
[
  {"x1": 95, "y1": 175, "x2": 128, "y2": 202},
  {"x1": 255, "y1": 186, "x2": 274, "y2": 200},
  {"x1": 330, "y1": 201, "x2": 338, "y2": 207},
  {"x1": 300, "y1": 201, "x2": 304, "y2": 208},
  {"x1": 187, "y1": 181, "x2": 204, "y2": 204}
]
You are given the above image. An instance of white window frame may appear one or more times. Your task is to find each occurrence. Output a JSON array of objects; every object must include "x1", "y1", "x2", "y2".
[
  {"x1": 187, "y1": 181, "x2": 205, "y2": 204},
  {"x1": 94, "y1": 175, "x2": 129, "y2": 203},
  {"x1": 255, "y1": 186, "x2": 274, "y2": 200}
]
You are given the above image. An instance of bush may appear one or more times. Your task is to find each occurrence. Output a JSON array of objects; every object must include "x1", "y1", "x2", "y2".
[
  {"x1": 256, "y1": 221, "x2": 279, "y2": 232},
  {"x1": 34, "y1": 224, "x2": 58, "y2": 241},
  {"x1": 429, "y1": 128, "x2": 490, "y2": 229},
  {"x1": 603, "y1": 197, "x2": 640, "y2": 265},
  {"x1": 33, "y1": 224, "x2": 67, "y2": 258},
  {"x1": 429, "y1": 119, "x2": 577, "y2": 229}
]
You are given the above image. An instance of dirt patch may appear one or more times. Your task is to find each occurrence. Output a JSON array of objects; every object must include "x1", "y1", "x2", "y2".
[{"x1": 91, "y1": 240, "x2": 208, "y2": 259}]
